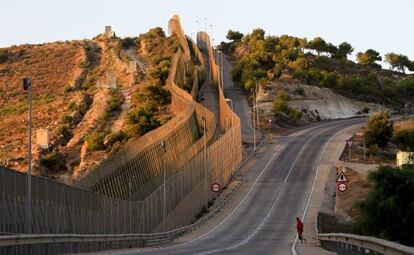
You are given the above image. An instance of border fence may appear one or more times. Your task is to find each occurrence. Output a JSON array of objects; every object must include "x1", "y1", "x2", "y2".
[{"x1": 0, "y1": 15, "x2": 242, "y2": 254}]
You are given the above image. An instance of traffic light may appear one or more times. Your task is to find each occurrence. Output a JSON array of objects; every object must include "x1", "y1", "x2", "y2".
[{"x1": 23, "y1": 77, "x2": 31, "y2": 90}]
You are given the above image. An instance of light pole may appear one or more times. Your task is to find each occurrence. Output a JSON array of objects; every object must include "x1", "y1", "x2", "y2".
[
  {"x1": 255, "y1": 79, "x2": 260, "y2": 139},
  {"x1": 23, "y1": 77, "x2": 32, "y2": 234},
  {"x1": 202, "y1": 116, "x2": 207, "y2": 206},
  {"x1": 218, "y1": 51, "x2": 224, "y2": 88},
  {"x1": 196, "y1": 20, "x2": 199, "y2": 33},
  {"x1": 210, "y1": 25, "x2": 213, "y2": 42},
  {"x1": 160, "y1": 140, "x2": 167, "y2": 231},
  {"x1": 251, "y1": 88, "x2": 256, "y2": 151},
  {"x1": 203, "y1": 18, "x2": 207, "y2": 34},
  {"x1": 225, "y1": 98, "x2": 234, "y2": 128},
  {"x1": 268, "y1": 119, "x2": 272, "y2": 142}
]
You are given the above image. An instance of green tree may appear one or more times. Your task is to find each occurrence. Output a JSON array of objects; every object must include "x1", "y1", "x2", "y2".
[
  {"x1": 307, "y1": 37, "x2": 328, "y2": 55},
  {"x1": 272, "y1": 91, "x2": 290, "y2": 115},
  {"x1": 334, "y1": 42, "x2": 354, "y2": 60},
  {"x1": 385, "y1": 53, "x2": 411, "y2": 73},
  {"x1": 355, "y1": 165, "x2": 414, "y2": 246},
  {"x1": 364, "y1": 111, "x2": 393, "y2": 149},
  {"x1": 392, "y1": 128, "x2": 414, "y2": 151},
  {"x1": 356, "y1": 49, "x2": 382, "y2": 67},
  {"x1": 250, "y1": 28, "x2": 265, "y2": 40},
  {"x1": 226, "y1": 30, "x2": 244, "y2": 41}
]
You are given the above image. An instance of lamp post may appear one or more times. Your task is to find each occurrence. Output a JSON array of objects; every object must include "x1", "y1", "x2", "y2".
[
  {"x1": 203, "y1": 18, "x2": 207, "y2": 34},
  {"x1": 202, "y1": 116, "x2": 207, "y2": 205},
  {"x1": 251, "y1": 88, "x2": 256, "y2": 151},
  {"x1": 225, "y1": 98, "x2": 234, "y2": 128},
  {"x1": 23, "y1": 77, "x2": 32, "y2": 234},
  {"x1": 160, "y1": 140, "x2": 167, "y2": 231},
  {"x1": 268, "y1": 119, "x2": 272, "y2": 142},
  {"x1": 255, "y1": 79, "x2": 260, "y2": 139}
]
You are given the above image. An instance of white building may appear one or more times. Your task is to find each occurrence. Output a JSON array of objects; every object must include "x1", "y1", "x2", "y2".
[{"x1": 396, "y1": 151, "x2": 414, "y2": 167}]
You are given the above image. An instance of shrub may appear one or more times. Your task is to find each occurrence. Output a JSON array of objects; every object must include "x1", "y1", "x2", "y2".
[
  {"x1": 0, "y1": 49, "x2": 8, "y2": 64},
  {"x1": 107, "y1": 90, "x2": 124, "y2": 113},
  {"x1": 392, "y1": 128, "x2": 414, "y2": 151},
  {"x1": 364, "y1": 112, "x2": 393, "y2": 149},
  {"x1": 68, "y1": 101, "x2": 77, "y2": 111},
  {"x1": 120, "y1": 37, "x2": 136, "y2": 49},
  {"x1": 126, "y1": 107, "x2": 160, "y2": 137},
  {"x1": 40, "y1": 152, "x2": 66, "y2": 172},
  {"x1": 61, "y1": 115, "x2": 73, "y2": 124},
  {"x1": 85, "y1": 131, "x2": 106, "y2": 151},
  {"x1": 291, "y1": 109, "x2": 303, "y2": 121},
  {"x1": 57, "y1": 125, "x2": 72, "y2": 145},
  {"x1": 146, "y1": 85, "x2": 171, "y2": 105},
  {"x1": 64, "y1": 86, "x2": 74, "y2": 94},
  {"x1": 104, "y1": 131, "x2": 127, "y2": 148},
  {"x1": 272, "y1": 91, "x2": 290, "y2": 115}
]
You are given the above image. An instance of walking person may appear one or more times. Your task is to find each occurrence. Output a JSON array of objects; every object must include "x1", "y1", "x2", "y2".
[{"x1": 296, "y1": 217, "x2": 307, "y2": 244}]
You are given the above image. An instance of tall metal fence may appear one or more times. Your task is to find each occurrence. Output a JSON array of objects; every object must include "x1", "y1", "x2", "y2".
[{"x1": 0, "y1": 15, "x2": 243, "y2": 255}]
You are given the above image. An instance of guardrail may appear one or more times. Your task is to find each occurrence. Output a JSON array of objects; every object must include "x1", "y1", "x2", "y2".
[{"x1": 317, "y1": 233, "x2": 414, "y2": 255}]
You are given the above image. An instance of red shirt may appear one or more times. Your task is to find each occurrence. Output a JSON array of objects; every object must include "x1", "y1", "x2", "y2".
[{"x1": 296, "y1": 220, "x2": 304, "y2": 232}]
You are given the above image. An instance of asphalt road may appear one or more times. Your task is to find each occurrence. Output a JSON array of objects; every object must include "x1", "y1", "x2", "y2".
[
  {"x1": 103, "y1": 117, "x2": 365, "y2": 255},
  {"x1": 221, "y1": 54, "x2": 258, "y2": 141}
]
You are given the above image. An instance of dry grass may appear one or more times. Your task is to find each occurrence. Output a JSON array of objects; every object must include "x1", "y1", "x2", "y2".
[
  {"x1": 0, "y1": 42, "x2": 85, "y2": 172},
  {"x1": 335, "y1": 167, "x2": 372, "y2": 220}
]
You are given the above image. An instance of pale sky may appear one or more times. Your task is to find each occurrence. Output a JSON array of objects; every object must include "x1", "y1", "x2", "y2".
[{"x1": 1, "y1": 0, "x2": 413, "y2": 64}]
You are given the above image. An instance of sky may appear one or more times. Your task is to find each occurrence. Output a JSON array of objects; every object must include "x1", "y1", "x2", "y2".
[{"x1": 1, "y1": 0, "x2": 413, "y2": 65}]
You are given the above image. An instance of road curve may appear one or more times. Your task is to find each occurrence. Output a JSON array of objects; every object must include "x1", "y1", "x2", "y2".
[{"x1": 101, "y1": 118, "x2": 365, "y2": 255}]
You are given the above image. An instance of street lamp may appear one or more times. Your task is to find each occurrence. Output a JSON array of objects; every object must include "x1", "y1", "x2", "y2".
[
  {"x1": 255, "y1": 79, "x2": 260, "y2": 139},
  {"x1": 225, "y1": 98, "x2": 234, "y2": 129},
  {"x1": 251, "y1": 88, "x2": 256, "y2": 151},
  {"x1": 23, "y1": 77, "x2": 32, "y2": 234},
  {"x1": 203, "y1": 18, "x2": 207, "y2": 34},
  {"x1": 202, "y1": 116, "x2": 207, "y2": 206},
  {"x1": 268, "y1": 119, "x2": 272, "y2": 142},
  {"x1": 160, "y1": 140, "x2": 167, "y2": 231}
]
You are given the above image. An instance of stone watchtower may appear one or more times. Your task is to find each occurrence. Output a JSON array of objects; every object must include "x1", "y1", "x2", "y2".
[{"x1": 104, "y1": 26, "x2": 115, "y2": 38}]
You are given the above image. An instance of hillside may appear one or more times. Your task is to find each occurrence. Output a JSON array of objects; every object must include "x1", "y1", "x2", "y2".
[
  {"x1": 0, "y1": 27, "x2": 179, "y2": 182},
  {"x1": 220, "y1": 29, "x2": 414, "y2": 127}
]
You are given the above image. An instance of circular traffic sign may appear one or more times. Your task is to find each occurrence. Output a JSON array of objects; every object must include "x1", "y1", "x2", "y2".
[
  {"x1": 211, "y1": 183, "x2": 220, "y2": 192},
  {"x1": 338, "y1": 183, "x2": 347, "y2": 192}
]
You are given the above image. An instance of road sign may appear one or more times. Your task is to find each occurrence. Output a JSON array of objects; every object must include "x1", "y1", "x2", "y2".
[
  {"x1": 338, "y1": 183, "x2": 347, "y2": 192},
  {"x1": 211, "y1": 183, "x2": 220, "y2": 193},
  {"x1": 346, "y1": 139, "x2": 354, "y2": 148},
  {"x1": 336, "y1": 171, "x2": 349, "y2": 182}
]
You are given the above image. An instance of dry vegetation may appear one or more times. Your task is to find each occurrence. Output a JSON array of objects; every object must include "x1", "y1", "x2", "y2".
[{"x1": 0, "y1": 27, "x2": 180, "y2": 182}]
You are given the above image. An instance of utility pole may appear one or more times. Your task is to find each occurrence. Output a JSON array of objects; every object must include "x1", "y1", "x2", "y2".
[
  {"x1": 23, "y1": 77, "x2": 32, "y2": 234},
  {"x1": 161, "y1": 140, "x2": 167, "y2": 231}
]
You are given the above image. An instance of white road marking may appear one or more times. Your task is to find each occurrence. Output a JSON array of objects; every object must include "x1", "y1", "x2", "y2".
[
  {"x1": 199, "y1": 129, "x2": 326, "y2": 255},
  {"x1": 291, "y1": 123, "x2": 363, "y2": 255}
]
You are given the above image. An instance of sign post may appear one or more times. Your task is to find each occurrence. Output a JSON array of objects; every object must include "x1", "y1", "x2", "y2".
[
  {"x1": 346, "y1": 139, "x2": 354, "y2": 162},
  {"x1": 336, "y1": 170, "x2": 349, "y2": 192}
]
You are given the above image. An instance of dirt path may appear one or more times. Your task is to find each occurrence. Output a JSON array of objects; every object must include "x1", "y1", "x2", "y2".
[{"x1": 110, "y1": 89, "x2": 131, "y2": 133}]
